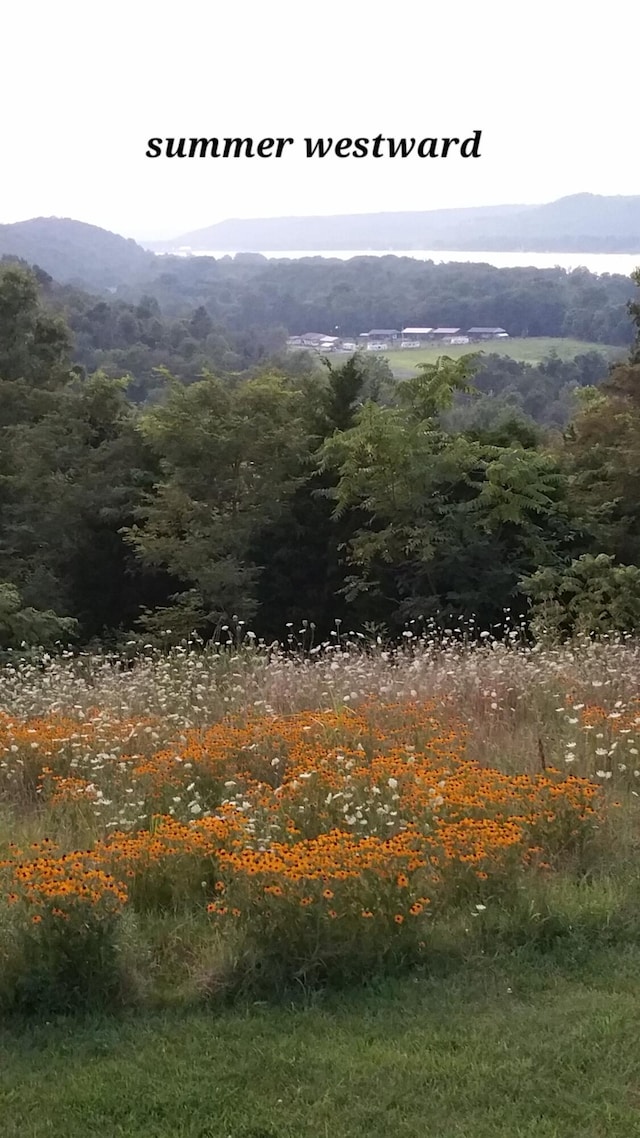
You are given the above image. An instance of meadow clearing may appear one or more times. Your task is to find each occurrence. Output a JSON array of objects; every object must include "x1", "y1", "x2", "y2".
[
  {"x1": 373, "y1": 337, "x2": 624, "y2": 376},
  {"x1": 2, "y1": 632, "x2": 640, "y2": 1135}
]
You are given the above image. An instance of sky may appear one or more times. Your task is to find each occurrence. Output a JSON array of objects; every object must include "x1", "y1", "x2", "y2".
[{"x1": 2, "y1": 0, "x2": 638, "y2": 241}]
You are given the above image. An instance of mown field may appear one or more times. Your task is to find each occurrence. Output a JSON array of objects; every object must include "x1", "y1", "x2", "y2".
[
  {"x1": 366, "y1": 337, "x2": 624, "y2": 376},
  {"x1": 3, "y1": 945, "x2": 640, "y2": 1137},
  {"x1": 2, "y1": 635, "x2": 640, "y2": 1135}
]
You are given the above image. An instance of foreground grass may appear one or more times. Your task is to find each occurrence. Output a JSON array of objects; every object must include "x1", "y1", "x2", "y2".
[
  {"x1": 2, "y1": 944, "x2": 640, "y2": 1138},
  {"x1": 376, "y1": 337, "x2": 623, "y2": 376}
]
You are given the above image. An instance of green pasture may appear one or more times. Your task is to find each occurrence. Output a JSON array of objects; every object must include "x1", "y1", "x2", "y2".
[{"x1": 364, "y1": 337, "x2": 624, "y2": 376}]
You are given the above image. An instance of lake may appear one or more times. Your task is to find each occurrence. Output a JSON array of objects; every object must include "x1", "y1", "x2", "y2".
[{"x1": 176, "y1": 249, "x2": 640, "y2": 276}]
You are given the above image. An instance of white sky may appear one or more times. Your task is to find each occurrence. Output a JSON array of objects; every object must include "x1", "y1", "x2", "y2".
[{"x1": 2, "y1": 0, "x2": 638, "y2": 241}]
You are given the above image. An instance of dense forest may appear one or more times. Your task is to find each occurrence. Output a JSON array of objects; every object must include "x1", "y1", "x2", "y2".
[
  {"x1": 2, "y1": 257, "x2": 640, "y2": 652},
  {"x1": 133, "y1": 255, "x2": 635, "y2": 344}
]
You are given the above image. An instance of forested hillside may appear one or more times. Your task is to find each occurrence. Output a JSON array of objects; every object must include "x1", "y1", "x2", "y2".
[
  {"x1": 0, "y1": 218, "x2": 154, "y2": 289},
  {"x1": 1, "y1": 259, "x2": 640, "y2": 649}
]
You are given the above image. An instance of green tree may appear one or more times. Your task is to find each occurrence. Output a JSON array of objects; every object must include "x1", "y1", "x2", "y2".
[
  {"x1": 0, "y1": 372, "x2": 168, "y2": 637},
  {"x1": 252, "y1": 355, "x2": 368, "y2": 637},
  {"x1": 127, "y1": 371, "x2": 311, "y2": 628},
  {"x1": 0, "y1": 264, "x2": 71, "y2": 387},
  {"x1": 628, "y1": 268, "x2": 640, "y2": 364},
  {"x1": 0, "y1": 581, "x2": 77, "y2": 653},
  {"x1": 562, "y1": 271, "x2": 640, "y2": 565}
]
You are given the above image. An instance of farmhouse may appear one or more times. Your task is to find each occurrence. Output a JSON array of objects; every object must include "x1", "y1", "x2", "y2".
[
  {"x1": 401, "y1": 327, "x2": 434, "y2": 347},
  {"x1": 466, "y1": 327, "x2": 509, "y2": 340},
  {"x1": 287, "y1": 333, "x2": 341, "y2": 351},
  {"x1": 302, "y1": 332, "x2": 340, "y2": 346},
  {"x1": 359, "y1": 329, "x2": 402, "y2": 350},
  {"x1": 431, "y1": 328, "x2": 461, "y2": 341}
]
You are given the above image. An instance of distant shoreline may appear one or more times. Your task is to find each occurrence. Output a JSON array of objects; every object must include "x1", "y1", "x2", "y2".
[{"x1": 156, "y1": 249, "x2": 640, "y2": 275}]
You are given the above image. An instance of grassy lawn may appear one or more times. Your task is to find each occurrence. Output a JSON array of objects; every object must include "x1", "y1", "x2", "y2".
[
  {"x1": 369, "y1": 337, "x2": 624, "y2": 377},
  {"x1": 2, "y1": 945, "x2": 640, "y2": 1138}
]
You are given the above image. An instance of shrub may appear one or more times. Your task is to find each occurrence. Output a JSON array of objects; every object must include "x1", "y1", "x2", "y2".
[{"x1": 521, "y1": 554, "x2": 640, "y2": 642}]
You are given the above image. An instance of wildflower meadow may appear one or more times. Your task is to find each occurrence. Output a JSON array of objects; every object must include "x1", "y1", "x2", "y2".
[{"x1": 1, "y1": 629, "x2": 638, "y2": 1014}]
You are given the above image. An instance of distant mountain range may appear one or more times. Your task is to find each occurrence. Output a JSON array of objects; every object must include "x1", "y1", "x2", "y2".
[
  {"x1": 1, "y1": 195, "x2": 640, "y2": 292},
  {"x1": 149, "y1": 194, "x2": 640, "y2": 254}
]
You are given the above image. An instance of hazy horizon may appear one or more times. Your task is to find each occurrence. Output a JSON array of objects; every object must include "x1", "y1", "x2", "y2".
[
  {"x1": 1, "y1": 193, "x2": 619, "y2": 246},
  {"x1": 3, "y1": 0, "x2": 638, "y2": 242}
]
